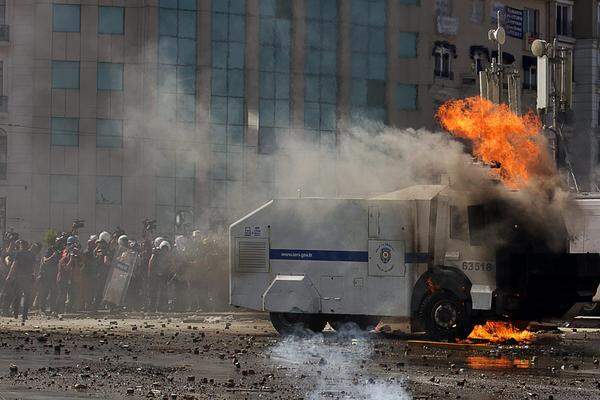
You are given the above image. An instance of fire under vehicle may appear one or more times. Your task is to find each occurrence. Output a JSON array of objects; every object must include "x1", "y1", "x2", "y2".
[{"x1": 229, "y1": 184, "x2": 600, "y2": 340}]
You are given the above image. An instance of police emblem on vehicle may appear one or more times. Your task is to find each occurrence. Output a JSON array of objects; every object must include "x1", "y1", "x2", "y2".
[{"x1": 376, "y1": 243, "x2": 394, "y2": 272}]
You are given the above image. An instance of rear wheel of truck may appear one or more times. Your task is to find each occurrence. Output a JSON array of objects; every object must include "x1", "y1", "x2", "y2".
[
  {"x1": 269, "y1": 312, "x2": 326, "y2": 336},
  {"x1": 418, "y1": 291, "x2": 473, "y2": 341}
]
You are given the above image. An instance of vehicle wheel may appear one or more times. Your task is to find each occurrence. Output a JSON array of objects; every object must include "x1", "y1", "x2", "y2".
[
  {"x1": 418, "y1": 291, "x2": 473, "y2": 341},
  {"x1": 269, "y1": 312, "x2": 326, "y2": 336}
]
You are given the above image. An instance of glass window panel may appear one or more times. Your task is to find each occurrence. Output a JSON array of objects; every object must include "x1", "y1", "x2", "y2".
[
  {"x1": 177, "y1": 66, "x2": 196, "y2": 94},
  {"x1": 155, "y1": 149, "x2": 175, "y2": 176},
  {"x1": 321, "y1": 103, "x2": 336, "y2": 130},
  {"x1": 275, "y1": 100, "x2": 289, "y2": 127},
  {"x1": 304, "y1": 102, "x2": 320, "y2": 129},
  {"x1": 178, "y1": 38, "x2": 197, "y2": 65},
  {"x1": 260, "y1": 72, "x2": 275, "y2": 99},
  {"x1": 274, "y1": 20, "x2": 291, "y2": 47},
  {"x1": 211, "y1": 68, "x2": 227, "y2": 96},
  {"x1": 399, "y1": 0, "x2": 419, "y2": 4},
  {"x1": 97, "y1": 63, "x2": 124, "y2": 91},
  {"x1": 178, "y1": 10, "x2": 197, "y2": 38},
  {"x1": 176, "y1": 178, "x2": 195, "y2": 206},
  {"x1": 228, "y1": 125, "x2": 244, "y2": 145},
  {"x1": 156, "y1": 177, "x2": 176, "y2": 205},
  {"x1": 52, "y1": 61, "x2": 79, "y2": 89},
  {"x1": 306, "y1": 0, "x2": 320, "y2": 19},
  {"x1": 351, "y1": 0, "x2": 368, "y2": 24},
  {"x1": 306, "y1": 22, "x2": 321, "y2": 48},
  {"x1": 156, "y1": 205, "x2": 175, "y2": 234},
  {"x1": 96, "y1": 119, "x2": 123, "y2": 148},
  {"x1": 229, "y1": 14, "x2": 246, "y2": 42},
  {"x1": 99, "y1": 6, "x2": 124, "y2": 35},
  {"x1": 275, "y1": 73, "x2": 289, "y2": 99},
  {"x1": 211, "y1": 151, "x2": 227, "y2": 179},
  {"x1": 212, "y1": 42, "x2": 228, "y2": 68},
  {"x1": 50, "y1": 175, "x2": 78, "y2": 203},
  {"x1": 51, "y1": 117, "x2": 79, "y2": 146},
  {"x1": 212, "y1": 13, "x2": 228, "y2": 41},
  {"x1": 321, "y1": 76, "x2": 337, "y2": 103},
  {"x1": 179, "y1": 0, "x2": 197, "y2": 10},
  {"x1": 160, "y1": 0, "x2": 177, "y2": 8},
  {"x1": 211, "y1": 0, "x2": 228, "y2": 12},
  {"x1": 367, "y1": 79, "x2": 386, "y2": 107},
  {"x1": 260, "y1": 46, "x2": 275, "y2": 72},
  {"x1": 159, "y1": 36, "x2": 178, "y2": 64},
  {"x1": 158, "y1": 93, "x2": 177, "y2": 121},
  {"x1": 322, "y1": 0, "x2": 338, "y2": 20},
  {"x1": 351, "y1": 57, "x2": 367, "y2": 78},
  {"x1": 368, "y1": 54, "x2": 386, "y2": 80},
  {"x1": 321, "y1": 51, "x2": 337, "y2": 75},
  {"x1": 369, "y1": 0, "x2": 386, "y2": 26},
  {"x1": 53, "y1": 4, "x2": 80, "y2": 32},
  {"x1": 260, "y1": 99, "x2": 275, "y2": 127},
  {"x1": 210, "y1": 96, "x2": 228, "y2": 124},
  {"x1": 158, "y1": 65, "x2": 177, "y2": 93},
  {"x1": 274, "y1": 48, "x2": 290, "y2": 72},
  {"x1": 96, "y1": 176, "x2": 122, "y2": 205},
  {"x1": 159, "y1": 8, "x2": 177, "y2": 36},
  {"x1": 177, "y1": 94, "x2": 196, "y2": 123},
  {"x1": 229, "y1": 0, "x2": 246, "y2": 14},
  {"x1": 396, "y1": 83, "x2": 417, "y2": 110},
  {"x1": 259, "y1": 127, "x2": 276, "y2": 153},
  {"x1": 260, "y1": 0, "x2": 275, "y2": 17},
  {"x1": 228, "y1": 98, "x2": 245, "y2": 124},
  {"x1": 227, "y1": 155, "x2": 243, "y2": 180},
  {"x1": 229, "y1": 42, "x2": 245, "y2": 69},
  {"x1": 351, "y1": 25, "x2": 368, "y2": 52},
  {"x1": 305, "y1": 75, "x2": 319, "y2": 102},
  {"x1": 228, "y1": 69, "x2": 244, "y2": 97},
  {"x1": 321, "y1": 22, "x2": 337, "y2": 50},
  {"x1": 305, "y1": 50, "x2": 320, "y2": 74},
  {"x1": 210, "y1": 124, "x2": 226, "y2": 144},
  {"x1": 398, "y1": 32, "x2": 417, "y2": 58},
  {"x1": 369, "y1": 27, "x2": 386, "y2": 54},
  {"x1": 351, "y1": 79, "x2": 367, "y2": 106},
  {"x1": 259, "y1": 18, "x2": 274, "y2": 44}
]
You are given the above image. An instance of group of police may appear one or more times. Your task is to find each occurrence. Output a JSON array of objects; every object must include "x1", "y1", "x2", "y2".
[{"x1": 0, "y1": 226, "x2": 225, "y2": 322}]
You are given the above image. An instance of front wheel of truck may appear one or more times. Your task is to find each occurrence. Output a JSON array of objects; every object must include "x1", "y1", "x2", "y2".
[
  {"x1": 269, "y1": 312, "x2": 326, "y2": 336},
  {"x1": 418, "y1": 291, "x2": 473, "y2": 341}
]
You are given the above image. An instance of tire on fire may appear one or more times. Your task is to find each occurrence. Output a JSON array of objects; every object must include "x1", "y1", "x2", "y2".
[{"x1": 269, "y1": 312, "x2": 326, "y2": 336}]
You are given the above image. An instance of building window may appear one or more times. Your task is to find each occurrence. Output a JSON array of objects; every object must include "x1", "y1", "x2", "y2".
[
  {"x1": 398, "y1": 32, "x2": 417, "y2": 58},
  {"x1": 53, "y1": 4, "x2": 80, "y2": 32},
  {"x1": 0, "y1": 0, "x2": 6, "y2": 25},
  {"x1": 52, "y1": 61, "x2": 80, "y2": 89},
  {"x1": 51, "y1": 117, "x2": 79, "y2": 146},
  {"x1": 305, "y1": 0, "x2": 338, "y2": 150},
  {"x1": 399, "y1": 0, "x2": 419, "y2": 5},
  {"x1": 97, "y1": 62, "x2": 123, "y2": 91},
  {"x1": 96, "y1": 176, "x2": 122, "y2": 205},
  {"x1": 522, "y1": 56, "x2": 537, "y2": 90},
  {"x1": 350, "y1": 0, "x2": 387, "y2": 122},
  {"x1": 97, "y1": 119, "x2": 123, "y2": 148},
  {"x1": 50, "y1": 175, "x2": 78, "y2": 204},
  {"x1": 433, "y1": 43, "x2": 455, "y2": 79},
  {"x1": 259, "y1": 0, "x2": 291, "y2": 154},
  {"x1": 523, "y1": 8, "x2": 539, "y2": 36},
  {"x1": 99, "y1": 6, "x2": 124, "y2": 35},
  {"x1": 0, "y1": 129, "x2": 6, "y2": 180},
  {"x1": 470, "y1": 0, "x2": 483, "y2": 23},
  {"x1": 159, "y1": 1, "x2": 197, "y2": 123},
  {"x1": 556, "y1": 3, "x2": 572, "y2": 37},
  {"x1": 396, "y1": 83, "x2": 417, "y2": 110}
]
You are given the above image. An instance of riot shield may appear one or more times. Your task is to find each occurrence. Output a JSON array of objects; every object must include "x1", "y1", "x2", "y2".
[{"x1": 103, "y1": 248, "x2": 139, "y2": 306}]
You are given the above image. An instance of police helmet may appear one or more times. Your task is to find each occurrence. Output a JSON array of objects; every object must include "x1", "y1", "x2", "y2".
[
  {"x1": 67, "y1": 236, "x2": 78, "y2": 246},
  {"x1": 99, "y1": 231, "x2": 111, "y2": 243},
  {"x1": 118, "y1": 234, "x2": 129, "y2": 247},
  {"x1": 154, "y1": 237, "x2": 165, "y2": 248},
  {"x1": 159, "y1": 240, "x2": 171, "y2": 250}
]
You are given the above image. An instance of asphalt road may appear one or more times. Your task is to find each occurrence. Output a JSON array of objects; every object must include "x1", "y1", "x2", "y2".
[{"x1": 0, "y1": 313, "x2": 597, "y2": 399}]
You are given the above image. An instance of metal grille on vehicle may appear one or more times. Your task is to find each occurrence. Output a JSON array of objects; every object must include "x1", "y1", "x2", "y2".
[{"x1": 237, "y1": 240, "x2": 268, "y2": 272}]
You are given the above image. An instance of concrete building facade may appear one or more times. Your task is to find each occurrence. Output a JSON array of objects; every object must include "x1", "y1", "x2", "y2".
[{"x1": 0, "y1": 0, "x2": 564, "y2": 240}]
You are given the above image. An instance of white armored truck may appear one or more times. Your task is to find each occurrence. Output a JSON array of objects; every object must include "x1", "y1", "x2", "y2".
[{"x1": 230, "y1": 184, "x2": 600, "y2": 340}]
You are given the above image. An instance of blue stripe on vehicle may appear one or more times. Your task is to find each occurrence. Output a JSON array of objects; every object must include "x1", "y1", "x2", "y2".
[{"x1": 269, "y1": 249, "x2": 368, "y2": 262}]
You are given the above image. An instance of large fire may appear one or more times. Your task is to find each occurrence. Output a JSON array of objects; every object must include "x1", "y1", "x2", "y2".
[
  {"x1": 437, "y1": 96, "x2": 554, "y2": 188},
  {"x1": 467, "y1": 321, "x2": 535, "y2": 344}
]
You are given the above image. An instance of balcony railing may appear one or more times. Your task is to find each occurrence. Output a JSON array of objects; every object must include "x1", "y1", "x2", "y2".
[{"x1": 0, "y1": 25, "x2": 9, "y2": 42}]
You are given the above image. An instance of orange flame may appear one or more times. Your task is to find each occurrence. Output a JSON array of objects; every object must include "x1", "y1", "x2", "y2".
[
  {"x1": 467, "y1": 321, "x2": 535, "y2": 344},
  {"x1": 437, "y1": 96, "x2": 553, "y2": 188}
]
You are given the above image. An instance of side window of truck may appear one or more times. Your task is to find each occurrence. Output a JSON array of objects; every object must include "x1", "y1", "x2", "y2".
[
  {"x1": 449, "y1": 206, "x2": 467, "y2": 241},
  {"x1": 467, "y1": 204, "x2": 486, "y2": 246}
]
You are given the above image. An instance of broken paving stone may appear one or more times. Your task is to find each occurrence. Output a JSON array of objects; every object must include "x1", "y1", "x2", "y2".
[{"x1": 74, "y1": 383, "x2": 87, "y2": 391}]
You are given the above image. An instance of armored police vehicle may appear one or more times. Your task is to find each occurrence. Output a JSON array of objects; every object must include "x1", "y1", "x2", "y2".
[{"x1": 229, "y1": 184, "x2": 600, "y2": 340}]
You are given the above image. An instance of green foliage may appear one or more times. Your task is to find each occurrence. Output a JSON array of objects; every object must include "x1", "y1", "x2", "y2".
[{"x1": 42, "y1": 229, "x2": 58, "y2": 247}]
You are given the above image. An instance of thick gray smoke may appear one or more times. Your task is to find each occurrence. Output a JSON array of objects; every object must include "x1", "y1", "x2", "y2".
[{"x1": 270, "y1": 333, "x2": 410, "y2": 400}]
